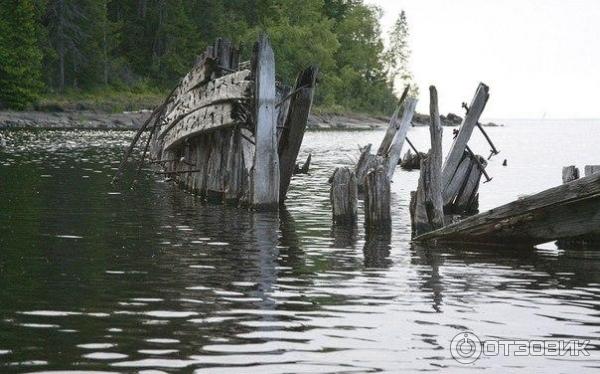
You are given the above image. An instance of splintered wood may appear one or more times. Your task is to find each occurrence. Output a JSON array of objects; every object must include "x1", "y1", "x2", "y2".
[{"x1": 148, "y1": 36, "x2": 317, "y2": 210}]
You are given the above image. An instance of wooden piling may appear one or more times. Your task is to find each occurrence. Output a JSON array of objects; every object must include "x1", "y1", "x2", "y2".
[
  {"x1": 355, "y1": 144, "x2": 380, "y2": 191},
  {"x1": 330, "y1": 167, "x2": 358, "y2": 224},
  {"x1": 562, "y1": 165, "x2": 580, "y2": 183},
  {"x1": 252, "y1": 35, "x2": 280, "y2": 210},
  {"x1": 410, "y1": 86, "x2": 445, "y2": 237},
  {"x1": 364, "y1": 165, "x2": 391, "y2": 230}
]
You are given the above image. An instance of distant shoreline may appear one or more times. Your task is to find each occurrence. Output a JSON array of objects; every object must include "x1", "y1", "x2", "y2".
[{"x1": 0, "y1": 109, "x2": 502, "y2": 131}]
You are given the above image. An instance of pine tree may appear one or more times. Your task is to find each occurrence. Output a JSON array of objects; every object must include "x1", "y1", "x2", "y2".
[
  {"x1": 386, "y1": 10, "x2": 417, "y2": 96},
  {"x1": 0, "y1": 0, "x2": 43, "y2": 109}
]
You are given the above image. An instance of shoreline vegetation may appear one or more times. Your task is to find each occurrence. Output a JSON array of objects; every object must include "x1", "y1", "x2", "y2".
[{"x1": 0, "y1": 104, "x2": 501, "y2": 131}]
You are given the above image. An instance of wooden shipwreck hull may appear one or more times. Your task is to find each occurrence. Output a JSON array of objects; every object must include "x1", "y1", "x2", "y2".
[
  {"x1": 414, "y1": 172, "x2": 600, "y2": 246},
  {"x1": 148, "y1": 36, "x2": 317, "y2": 210}
]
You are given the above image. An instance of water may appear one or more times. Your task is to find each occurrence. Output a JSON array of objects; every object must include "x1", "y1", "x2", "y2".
[{"x1": 1, "y1": 120, "x2": 599, "y2": 373}]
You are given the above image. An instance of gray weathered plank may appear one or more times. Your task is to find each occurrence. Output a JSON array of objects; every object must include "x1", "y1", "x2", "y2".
[
  {"x1": 159, "y1": 70, "x2": 251, "y2": 137},
  {"x1": 251, "y1": 35, "x2": 280, "y2": 210},
  {"x1": 410, "y1": 86, "x2": 445, "y2": 237},
  {"x1": 562, "y1": 165, "x2": 580, "y2": 183},
  {"x1": 414, "y1": 171, "x2": 600, "y2": 245},
  {"x1": 278, "y1": 66, "x2": 318, "y2": 202},
  {"x1": 584, "y1": 165, "x2": 600, "y2": 177},
  {"x1": 377, "y1": 85, "x2": 409, "y2": 156},
  {"x1": 441, "y1": 83, "x2": 489, "y2": 191},
  {"x1": 162, "y1": 102, "x2": 237, "y2": 151},
  {"x1": 385, "y1": 98, "x2": 418, "y2": 179}
]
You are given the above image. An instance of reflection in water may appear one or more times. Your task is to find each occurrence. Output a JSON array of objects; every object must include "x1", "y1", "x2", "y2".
[
  {"x1": 363, "y1": 230, "x2": 391, "y2": 268},
  {"x1": 1, "y1": 128, "x2": 600, "y2": 372}
]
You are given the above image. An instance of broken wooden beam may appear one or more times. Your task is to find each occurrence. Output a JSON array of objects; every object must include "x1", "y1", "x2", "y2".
[
  {"x1": 441, "y1": 83, "x2": 489, "y2": 192},
  {"x1": 410, "y1": 86, "x2": 445, "y2": 237},
  {"x1": 385, "y1": 97, "x2": 418, "y2": 179},
  {"x1": 294, "y1": 153, "x2": 311, "y2": 174},
  {"x1": 252, "y1": 35, "x2": 280, "y2": 210},
  {"x1": 278, "y1": 65, "x2": 319, "y2": 202},
  {"x1": 377, "y1": 85, "x2": 409, "y2": 156},
  {"x1": 414, "y1": 171, "x2": 600, "y2": 246},
  {"x1": 330, "y1": 167, "x2": 358, "y2": 224}
]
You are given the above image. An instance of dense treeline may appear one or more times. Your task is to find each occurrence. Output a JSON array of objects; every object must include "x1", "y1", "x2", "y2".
[{"x1": 0, "y1": 0, "x2": 414, "y2": 114}]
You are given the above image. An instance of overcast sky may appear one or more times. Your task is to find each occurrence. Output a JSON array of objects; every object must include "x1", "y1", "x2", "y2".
[{"x1": 366, "y1": 0, "x2": 600, "y2": 119}]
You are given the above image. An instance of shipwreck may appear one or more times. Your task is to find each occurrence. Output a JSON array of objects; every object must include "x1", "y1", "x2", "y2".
[{"x1": 115, "y1": 35, "x2": 318, "y2": 211}]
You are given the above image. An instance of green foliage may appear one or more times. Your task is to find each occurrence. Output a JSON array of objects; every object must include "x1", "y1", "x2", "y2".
[
  {"x1": 386, "y1": 10, "x2": 417, "y2": 96},
  {"x1": 0, "y1": 0, "x2": 43, "y2": 109},
  {"x1": 1, "y1": 0, "x2": 415, "y2": 115}
]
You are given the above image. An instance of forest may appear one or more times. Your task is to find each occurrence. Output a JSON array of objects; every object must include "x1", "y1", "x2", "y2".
[{"x1": 0, "y1": 0, "x2": 414, "y2": 114}]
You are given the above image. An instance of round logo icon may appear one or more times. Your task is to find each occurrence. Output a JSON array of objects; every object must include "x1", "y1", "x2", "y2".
[{"x1": 450, "y1": 332, "x2": 482, "y2": 364}]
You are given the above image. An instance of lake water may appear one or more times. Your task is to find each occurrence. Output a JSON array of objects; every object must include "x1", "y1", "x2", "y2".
[{"x1": 1, "y1": 120, "x2": 599, "y2": 373}]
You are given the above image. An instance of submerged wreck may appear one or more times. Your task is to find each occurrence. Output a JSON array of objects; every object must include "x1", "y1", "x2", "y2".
[
  {"x1": 414, "y1": 171, "x2": 600, "y2": 246},
  {"x1": 410, "y1": 85, "x2": 600, "y2": 247},
  {"x1": 116, "y1": 36, "x2": 317, "y2": 210}
]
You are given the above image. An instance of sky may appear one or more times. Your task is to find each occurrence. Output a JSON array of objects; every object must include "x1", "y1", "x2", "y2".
[{"x1": 365, "y1": 0, "x2": 600, "y2": 119}]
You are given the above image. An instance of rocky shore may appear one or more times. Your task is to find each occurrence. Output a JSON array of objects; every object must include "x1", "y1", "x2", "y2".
[{"x1": 0, "y1": 110, "x2": 501, "y2": 131}]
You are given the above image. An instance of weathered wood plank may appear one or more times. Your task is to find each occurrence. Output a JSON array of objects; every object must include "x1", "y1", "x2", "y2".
[
  {"x1": 584, "y1": 165, "x2": 600, "y2": 177},
  {"x1": 385, "y1": 97, "x2": 418, "y2": 179},
  {"x1": 562, "y1": 165, "x2": 580, "y2": 183},
  {"x1": 453, "y1": 156, "x2": 485, "y2": 214},
  {"x1": 377, "y1": 85, "x2": 409, "y2": 156},
  {"x1": 414, "y1": 171, "x2": 600, "y2": 245},
  {"x1": 159, "y1": 70, "x2": 251, "y2": 137},
  {"x1": 278, "y1": 65, "x2": 319, "y2": 202},
  {"x1": 442, "y1": 154, "x2": 472, "y2": 206},
  {"x1": 364, "y1": 165, "x2": 391, "y2": 230},
  {"x1": 330, "y1": 167, "x2": 358, "y2": 224},
  {"x1": 427, "y1": 86, "x2": 444, "y2": 224},
  {"x1": 252, "y1": 35, "x2": 280, "y2": 210},
  {"x1": 441, "y1": 83, "x2": 489, "y2": 191},
  {"x1": 162, "y1": 102, "x2": 238, "y2": 151},
  {"x1": 410, "y1": 86, "x2": 445, "y2": 237}
]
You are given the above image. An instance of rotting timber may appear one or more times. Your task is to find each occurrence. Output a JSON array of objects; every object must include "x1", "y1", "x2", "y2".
[
  {"x1": 414, "y1": 171, "x2": 600, "y2": 246},
  {"x1": 144, "y1": 36, "x2": 317, "y2": 210}
]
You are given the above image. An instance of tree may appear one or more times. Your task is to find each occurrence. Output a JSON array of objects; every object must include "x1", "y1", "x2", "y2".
[
  {"x1": 0, "y1": 0, "x2": 43, "y2": 109},
  {"x1": 386, "y1": 10, "x2": 417, "y2": 95}
]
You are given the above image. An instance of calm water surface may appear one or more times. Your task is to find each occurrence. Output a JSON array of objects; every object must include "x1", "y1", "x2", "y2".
[{"x1": 1, "y1": 120, "x2": 600, "y2": 373}]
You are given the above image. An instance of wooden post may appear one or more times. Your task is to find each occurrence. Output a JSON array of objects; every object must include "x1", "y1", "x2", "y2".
[
  {"x1": 364, "y1": 165, "x2": 391, "y2": 230},
  {"x1": 278, "y1": 65, "x2": 319, "y2": 202},
  {"x1": 385, "y1": 98, "x2": 418, "y2": 180},
  {"x1": 410, "y1": 86, "x2": 445, "y2": 237},
  {"x1": 562, "y1": 165, "x2": 580, "y2": 183},
  {"x1": 441, "y1": 83, "x2": 489, "y2": 191},
  {"x1": 355, "y1": 144, "x2": 380, "y2": 191},
  {"x1": 252, "y1": 35, "x2": 280, "y2": 210},
  {"x1": 426, "y1": 86, "x2": 445, "y2": 228},
  {"x1": 330, "y1": 167, "x2": 358, "y2": 224},
  {"x1": 584, "y1": 165, "x2": 600, "y2": 177},
  {"x1": 377, "y1": 85, "x2": 410, "y2": 156}
]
